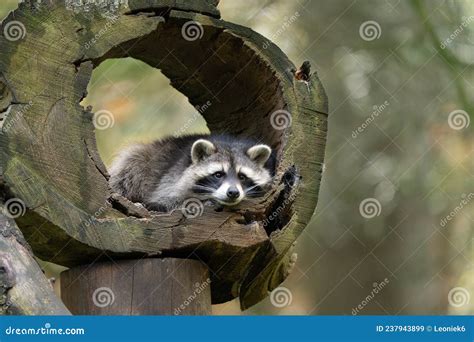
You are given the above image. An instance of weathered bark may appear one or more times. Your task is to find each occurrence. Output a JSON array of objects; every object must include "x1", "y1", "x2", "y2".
[
  {"x1": 0, "y1": 211, "x2": 70, "y2": 315},
  {"x1": 61, "y1": 258, "x2": 211, "y2": 315},
  {"x1": 0, "y1": 0, "x2": 328, "y2": 309}
]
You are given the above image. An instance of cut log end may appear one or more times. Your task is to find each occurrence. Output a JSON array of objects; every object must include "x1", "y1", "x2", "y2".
[{"x1": 60, "y1": 258, "x2": 211, "y2": 315}]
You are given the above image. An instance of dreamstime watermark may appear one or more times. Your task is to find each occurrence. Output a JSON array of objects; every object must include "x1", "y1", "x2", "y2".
[
  {"x1": 262, "y1": 12, "x2": 300, "y2": 49},
  {"x1": 440, "y1": 193, "x2": 473, "y2": 228},
  {"x1": 270, "y1": 286, "x2": 293, "y2": 308},
  {"x1": 270, "y1": 109, "x2": 292, "y2": 130},
  {"x1": 440, "y1": 16, "x2": 474, "y2": 49},
  {"x1": 92, "y1": 109, "x2": 115, "y2": 130},
  {"x1": 448, "y1": 287, "x2": 470, "y2": 308},
  {"x1": 4, "y1": 323, "x2": 85, "y2": 336},
  {"x1": 352, "y1": 101, "x2": 390, "y2": 138},
  {"x1": 359, "y1": 198, "x2": 382, "y2": 219},
  {"x1": 262, "y1": 185, "x2": 300, "y2": 228},
  {"x1": 174, "y1": 278, "x2": 211, "y2": 315},
  {"x1": 359, "y1": 20, "x2": 381, "y2": 41},
  {"x1": 352, "y1": 278, "x2": 390, "y2": 315},
  {"x1": 92, "y1": 287, "x2": 115, "y2": 308},
  {"x1": 181, "y1": 21, "x2": 204, "y2": 41},
  {"x1": 83, "y1": 204, "x2": 109, "y2": 228},
  {"x1": 181, "y1": 198, "x2": 204, "y2": 219},
  {"x1": 2, "y1": 20, "x2": 26, "y2": 42},
  {"x1": 173, "y1": 100, "x2": 212, "y2": 137},
  {"x1": 2, "y1": 198, "x2": 26, "y2": 219},
  {"x1": 447, "y1": 109, "x2": 470, "y2": 130},
  {"x1": 1, "y1": 101, "x2": 34, "y2": 133},
  {"x1": 84, "y1": 14, "x2": 121, "y2": 49}
]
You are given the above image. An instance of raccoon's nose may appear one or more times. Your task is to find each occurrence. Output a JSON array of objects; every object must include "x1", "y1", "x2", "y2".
[{"x1": 227, "y1": 187, "x2": 240, "y2": 200}]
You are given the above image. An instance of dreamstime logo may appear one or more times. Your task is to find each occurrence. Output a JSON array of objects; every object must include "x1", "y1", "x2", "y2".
[
  {"x1": 4, "y1": 321, "x2": 85, "y2": 335},
  {"x1": 440, "y1": 16, "x2": 474, "y2": 49},
  {"x1": 448, "y1": 287, "x2": 470, "y2": 308},
  {"x1": 84, "y1": 13, "x2": 120, "y2": 49},
  {"x1": 262, "y1": 185, "x2": 300, "y2": 228},
  {"x1": 270, "y1": 110, "x2": 292, "y2": 130},
  {"x1": 174, "y1": 278, "x2": 211, "y2": 315},
  {"x1": 440, "y1": 193, "x2": 473, "y2": 228},
  {"x1": 3, "y1": 20, "x2": 26, "y2": 42},
  {"x1": 3, "y1": 198, "x2": 26, "y2": 219},
  {"x1": 359, "y1": 198, "x2": 381, "y2": 219},
  {"x1": 92, "y1": 287, "x2": 115, "y2": 308},
  {"x1": 359, "y1": 20, "x2": 381, "y2": 41},
  {"x1": 270, "y1": 286, "x2": 293, "y2": 308},
  {"x1": 83, "y1": 204, "x2": 109, "y2": 228},
  {"x1": 262, "y1": 11, "x2": 300, "y2": 49},
  {"x1": 352, "y1": 278, "x2": 390, "y2": 315},
  {"x1": 352, "y1": 101, "x2": 390, "y2": 138},
  {"x1": 181, "y1": 198, "x2": 204, "y2": 218},
  {"x1": 181, "y1": 21, "x2": 204, "y2": 41},
  {"x1": 93, "y1": 110, "x2": 115, "y2": 130},
  {"x1": 448, "y1": 109, "x2": 470, "y2": 130},
  {"x1": 2, "y1": 100, "x2": 34, "y2": 133},
  {"x1": 173, "y1": 100, "x2": 212, "y2": 137}
]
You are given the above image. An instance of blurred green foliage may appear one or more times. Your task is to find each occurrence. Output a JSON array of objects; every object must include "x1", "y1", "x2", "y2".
[
  {"x1": 1, "y1": 0, "x2": 472, "y2": 315},
  {"x1": 82, "y1": 58, "x2": 209, "y2": 165}
]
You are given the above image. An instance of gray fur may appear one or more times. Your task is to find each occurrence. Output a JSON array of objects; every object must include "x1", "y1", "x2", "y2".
[{"x1": 109, "y1": 134, "x2": 274, "y2": 212}]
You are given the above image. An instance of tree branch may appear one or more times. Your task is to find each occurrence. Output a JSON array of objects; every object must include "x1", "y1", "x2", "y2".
[{"x1": 0, "y1": 212, "x2": 70, "y2": 315}]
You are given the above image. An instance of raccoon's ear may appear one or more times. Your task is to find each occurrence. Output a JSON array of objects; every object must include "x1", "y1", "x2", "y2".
[
  {"x1": 191, "y1": 139, "x2": 217, "y2": 163},
  {"x1": 247, "y1": 144, "x2": 272, "y2": 166}
]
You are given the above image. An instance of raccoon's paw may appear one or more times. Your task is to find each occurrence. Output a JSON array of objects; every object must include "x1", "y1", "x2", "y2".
[
  {"x1": 214, "y1": 203, "x2": 224, "y2": 212},
  {"x1": 203, "y1": 199, "x2": 225, "y2": 212}
]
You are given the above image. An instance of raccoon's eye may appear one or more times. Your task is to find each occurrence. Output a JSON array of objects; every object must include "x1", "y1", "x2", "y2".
[
  {"x1": 238, "y1": 173, "x2": 247, "y2": 181},
  {"x1": 213, "y1": 171, "x2": 225, "y2": 179}
]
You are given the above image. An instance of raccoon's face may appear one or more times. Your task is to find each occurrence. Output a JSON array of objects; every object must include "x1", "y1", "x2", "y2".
[{"x1": 189, "y1": 139, "x2": 273, "y2": 206}]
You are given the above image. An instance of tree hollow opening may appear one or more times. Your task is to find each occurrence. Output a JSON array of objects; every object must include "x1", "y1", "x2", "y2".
[
  {"x1": 79, "y1": 18, "x2": 289, "y2": 220},
  {"x1": 82, "y1": 57, "x2": 210, "y2": 166}
]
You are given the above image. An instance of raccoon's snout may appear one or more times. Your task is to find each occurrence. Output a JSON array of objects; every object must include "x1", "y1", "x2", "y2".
[
  {"x1": 226, "y1": 187, "x2": 240, "y2": 200},
  {"x1": 213, "y1": 182, "x2": 244, "y2": 205}
]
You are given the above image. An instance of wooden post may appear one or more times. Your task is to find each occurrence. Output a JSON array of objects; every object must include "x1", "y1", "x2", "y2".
[{"x1": 60, "y1": 258, "x2": 211, "y2": 315}]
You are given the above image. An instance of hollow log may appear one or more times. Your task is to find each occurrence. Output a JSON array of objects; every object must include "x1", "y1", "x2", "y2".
[{"x1": 0, "y1": 0, "x2": 328, "y2": 310}]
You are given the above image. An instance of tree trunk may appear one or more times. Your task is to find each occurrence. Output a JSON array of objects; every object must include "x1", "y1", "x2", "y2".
[
  {"x1": 60, "y1": 258, "x2": 211, "y2": 315},
  {"x1": 0, "y1": 211, "x2": 70, "y2": 315}
]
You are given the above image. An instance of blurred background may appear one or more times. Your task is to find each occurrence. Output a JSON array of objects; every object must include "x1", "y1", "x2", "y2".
[{"x1": 1, "y1": 0, "x2": 472, "y2": 315}]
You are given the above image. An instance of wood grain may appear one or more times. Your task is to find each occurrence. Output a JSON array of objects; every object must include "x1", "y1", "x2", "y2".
[
  {"x1": 61, "y1": 258, "x2": 211, "y2": 315},
  {"x1": 0, "y1": 0, "x2": 328, "y2": 309},
  {"x1": 0, "y1": 212, "x2": 70, "y2": 315}
]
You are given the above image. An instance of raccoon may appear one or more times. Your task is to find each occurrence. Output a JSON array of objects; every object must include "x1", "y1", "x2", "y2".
[{"x1": 109, "y1": 134, "x2": 275, "y2": 212}]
